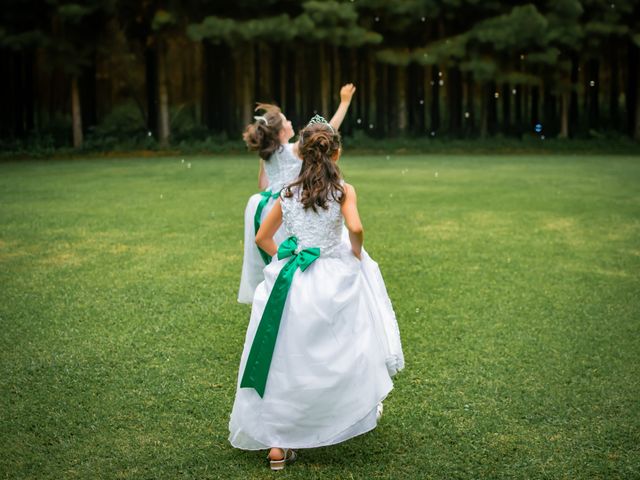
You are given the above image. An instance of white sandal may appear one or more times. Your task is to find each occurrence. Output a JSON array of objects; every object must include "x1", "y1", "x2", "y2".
[{"x1": 268, "y1": 448, "x2": 297, "y2": 471}]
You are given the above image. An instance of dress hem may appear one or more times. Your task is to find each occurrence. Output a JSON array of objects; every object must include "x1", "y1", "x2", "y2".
[{"x1": 229, "y1": 387, "x2": 393, "y2": 451}]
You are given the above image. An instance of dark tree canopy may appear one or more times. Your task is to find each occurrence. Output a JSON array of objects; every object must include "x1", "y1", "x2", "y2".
[{"x1": 1, "y1": 0, "x2": 639, "y2": 147}]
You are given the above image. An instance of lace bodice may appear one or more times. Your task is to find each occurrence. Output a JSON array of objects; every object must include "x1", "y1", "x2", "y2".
[
  {"x1": 264, "y1": 143, "x2": 302, "y2": 193},
  {"x1": 281, "y1": 188, "x2": 344, "y2": 257}
]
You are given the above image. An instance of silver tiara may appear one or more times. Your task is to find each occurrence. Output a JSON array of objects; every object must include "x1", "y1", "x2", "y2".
[
  {"x1": 306, "y1": 114, "x2": 334, "y2": 133},
  {"x1": 254, "y1": 115, "x2": 268, "y2": 125}
]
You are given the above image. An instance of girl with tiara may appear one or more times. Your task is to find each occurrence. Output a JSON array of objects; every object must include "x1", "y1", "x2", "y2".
[
  {"x1": 237, "y1": 84, "x2": 356, "y2": 304},
  {"x1": 229, "y1": 116, "x2": 403, "y2": 471}
]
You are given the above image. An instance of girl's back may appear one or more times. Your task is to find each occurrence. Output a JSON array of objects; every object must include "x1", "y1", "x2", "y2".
[
  {"x1": 281, "y1": 186, "x2": 343, "y2": 256},
  {"x1": 264, "y1": 144, "x2": 301, "y2": 192}
]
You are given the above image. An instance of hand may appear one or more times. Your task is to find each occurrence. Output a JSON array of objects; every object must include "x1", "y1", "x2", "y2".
[{"x1": 340, "y1": 83, "x2": 356, "y2": 103}]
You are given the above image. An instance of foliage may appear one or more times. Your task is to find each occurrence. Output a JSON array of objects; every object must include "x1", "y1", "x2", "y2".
[
  {"x1": 187, "y1": 1, "x2": 382, "y2": 46},
  {"x1": 2, "y1": 0, "x2": 640, "y2": 145}
]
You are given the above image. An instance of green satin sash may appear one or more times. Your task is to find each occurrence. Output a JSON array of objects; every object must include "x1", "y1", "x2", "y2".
[
  {"x1": 254, "y1": 190, "x2": 281, "y2": 264},
  {"x1": 240, "y1": 236, "x2": 320, "y2": 397}
]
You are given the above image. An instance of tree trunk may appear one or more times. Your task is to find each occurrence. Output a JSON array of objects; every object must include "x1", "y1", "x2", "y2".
[
  {"x1": 236, "y1": 42, "x2": 255, "y2": 132},
  {"x1": 81, "y1": 60, "x2": 97, "y2": 130},
  {"x1": 24, "y1": 51, "x2": 35, "y2": 134},
  {"x1": 379, "y1": 63, "x2": 388, "y2": 136},
  {"x1": 448, "y1": 67, "x2": 462, "y2": 135},
  {"x1": 464, "y1": 72, "x2": 475, "y2": 135},
  {"x1": 367, "y1": 49, "x2": 377, "y2": 133},
  {"x1": 201, "y1": 41, "x2": 212, "y2": 129},
  {"x1": 423, "y1": 66, "x2": 430, "y2": 133},
  {"x1": 157, "y1": 39, "x2": 170, "y2": 148},
  {"x1": 294, "y1": 46, "x2": 303, "y2": 126},
  {"x1": 531, "y1": 85, "x2": 540, "y2": 128},
  {"x1": 397, "y1": 66, "x2": 408, "y2": 134},
  {"x1": 0, "y1": 50, "x2": 11, "y2": 137},
  {"x1": 514, "y1": 84, "x2": 522, "y2": 132},
  {"x1": 145, "y1": 45, "x2": 158, "y2": 135},
  {"x1": 279, "y1": 46, "x2": 288, "y2": 112},
  {"x1": 349, "y1": 48, "x2": 358, "y2": 129},
  {"x1": 358, "y1": 49, "x2": 366, "y2": 125},
  {"x1": 480, "y1": 83, "x2": 488, "y2": 138},
  {"x1": 13, "y1": 52, "x2": 25, "y2": 137},
  {"x1": 609, "y1": 42, "x2": 619, "y2": 130},
  {"x1": 570, "y1": 54, "x2": 579, "y2": 136},
  {"x1": 332, "y1": 46, "x2": 341, "y2": 98},
  {"x1": 523, "y1": 85, "x2": 530, "y2": 129},
  {"x1": 193, "y1": 42, "x2": 203, "y2": 124},
  {"x1": 635, "y1": 57, "x2": 640, "y2": 141},
  {"x1": 588, "y1": 58, "x2": 599, "y2": 130},
  {"x1": 543, "y1": 83, "x2": 556, "y2": 135},
  {"x1": 430, "y1": 65, "x2": 440, "y2": 133},
  {"x1": 626, "y1": 40, "x2": 638, "y2": 137},
  {"x1": 559, "y1": 91, "x2": 569, "y2": 138},
  {"x1": 319, "y1": 44, "x2": 330, "y2": 117},
  {"x1": 71, "y1": 75, "x2": 83, "y2": 148},
  {"x1": 501, "y1": 82, "x2": 511, "y2": 134},
  {"x1": 409, "y1": 64, "x2": 423, "y2": 134},
  {"x1": 257, "y1": 43, "x2": 273, "y2": 101},
  {"x1": 488, "y1": 81, "x2": 497, "y2": 135}
]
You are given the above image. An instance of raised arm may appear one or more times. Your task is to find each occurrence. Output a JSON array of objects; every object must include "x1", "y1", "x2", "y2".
[
  {"x1": 292, "y1": 84, "x2": 356, "y2": 157},
  {"x1": 340, "y1": 183, "x2": 364, "y2": 259},
  {"x1": 258, "y1": 160, "x2": 268, "y2": 190},
  {"x1": 329, "y1": 83, "x2": 356, "y2": 132},
  {"x1": 256, "y1": 198, "x2": 283, "y2": 257}
]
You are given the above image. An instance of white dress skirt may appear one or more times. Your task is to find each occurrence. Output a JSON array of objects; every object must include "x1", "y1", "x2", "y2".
[
  {"x1": 229, "y1": 244, "x2": 394, "y2": 450},
  {"x1": 341, "y1": 229, "x2": 405, "y2": 376},
  {"x1": 237, "y1": 193, "x2": 287, "y2": 304}
]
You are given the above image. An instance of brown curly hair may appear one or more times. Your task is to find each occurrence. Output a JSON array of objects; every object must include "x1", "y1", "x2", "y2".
[
  {"x1": 242, "y1": 103, "x2": 284, "y2": 160},
  {"x1": 285, "y1": 123, "x2": 345, "y2": 211}
]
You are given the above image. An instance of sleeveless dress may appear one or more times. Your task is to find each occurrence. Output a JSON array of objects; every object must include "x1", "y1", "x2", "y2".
[
  {"x1": 229, "y1": 188, "x2": 396, "y2": 450},
  {"x1": 237, "y1": 143, "x2": 302, "y2": 304}
]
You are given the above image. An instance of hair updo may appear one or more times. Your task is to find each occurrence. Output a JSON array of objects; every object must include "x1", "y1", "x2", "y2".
[
  {"x1": 242, "y1": 103, "x2": 284, "y2": 160},
  {"x1": 285, "y1": 122, "x2": 345, "y2": 211}
]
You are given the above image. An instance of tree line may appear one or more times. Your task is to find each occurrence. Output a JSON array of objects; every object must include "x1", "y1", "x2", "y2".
[{"x1": 1, "y1": 0, "x2": 639, "y2": 149}]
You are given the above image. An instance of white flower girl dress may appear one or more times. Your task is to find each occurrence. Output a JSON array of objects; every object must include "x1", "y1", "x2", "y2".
[
  {"x1": 237, "y1": 143, "x2": 301, "y2": 304},
  {"x1": 229, "y1": 186, "x2": 400, "y2": 450}
]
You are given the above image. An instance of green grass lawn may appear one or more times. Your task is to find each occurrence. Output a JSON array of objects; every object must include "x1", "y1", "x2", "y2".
[{"x1": 1, "y1": 153, "x2": 639, "y2": 479}]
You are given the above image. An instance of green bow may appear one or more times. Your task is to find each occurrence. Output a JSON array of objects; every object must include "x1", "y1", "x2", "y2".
[
  {"x1": 240, "y1": 236, "x2": 320, "y2": 397},
  {"x1": 254, "y1": 190, "x2": 281, "y2": 264}
]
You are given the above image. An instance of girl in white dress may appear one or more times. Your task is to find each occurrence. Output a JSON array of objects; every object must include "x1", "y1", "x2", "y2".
[
  {"x1": 237, "y1": 85, "x2": 356, "y2": 304},
  {"x1": 229, "y1": 116, "x2": 401, "y2": 471}
]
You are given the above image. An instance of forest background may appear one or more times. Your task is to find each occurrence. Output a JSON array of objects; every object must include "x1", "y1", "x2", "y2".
[{"x1": 1, "y1": 0, "x2": 640, "y2": 153}]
